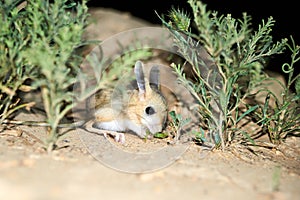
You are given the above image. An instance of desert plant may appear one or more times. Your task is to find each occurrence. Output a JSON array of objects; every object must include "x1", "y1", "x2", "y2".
[
  {"x1": 0, "y1": 0, "x2": 90, "y2": 151},
  {"x1": 157, "y1": 0, "x2": 291, "y2": 149},
  {"x1": 168, "y1": 110, "x2": 191, "y2": 140},
  {"x1": 0, "y1": 1, "x2": 36, "y2": 124},
  {"x1": 256, "y1": 37, "x2": 300, "y2": 143}
]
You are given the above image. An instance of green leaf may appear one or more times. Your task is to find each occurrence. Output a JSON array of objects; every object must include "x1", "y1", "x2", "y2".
[
  {"x1": 169, "y1": 110, "x2": 177, "y2": 123},
  {"x1": 154, "y1": 132, "x2": 169, "y2": 139},
  {"x1": 236, "y1": 105, "x2": 259, "y2": 123}
]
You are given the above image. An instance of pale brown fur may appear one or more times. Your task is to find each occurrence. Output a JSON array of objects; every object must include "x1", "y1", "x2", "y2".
[{"x1": 92, "y1": 61, "x2": 168, "y2": 141}]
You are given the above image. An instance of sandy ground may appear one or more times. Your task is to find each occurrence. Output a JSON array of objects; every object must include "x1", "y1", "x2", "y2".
[
  {"x1": 1, "y1": 122, "x2": 299, "y2": 200},
  {"x1": 0, "y1": 8, "x2": 299, "y2": 200}
]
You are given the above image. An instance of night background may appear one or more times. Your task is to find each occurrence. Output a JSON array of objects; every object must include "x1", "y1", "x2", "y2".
[{"x1": 87, "y1": 0, "x2": 299, "y2": 78}]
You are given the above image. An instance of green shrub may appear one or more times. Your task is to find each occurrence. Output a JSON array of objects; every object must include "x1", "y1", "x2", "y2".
[
  {"x1": 0, "y1": 0, "x2": 90, "y2": 151},
  {"x1": 157, "y1": 0, "x2": 299, "y2": 149}
]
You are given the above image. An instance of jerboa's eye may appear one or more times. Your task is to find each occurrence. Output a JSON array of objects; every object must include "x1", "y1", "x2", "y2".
[{"x1": 145, "y1": 106, "x2": 155, "y2": 115}]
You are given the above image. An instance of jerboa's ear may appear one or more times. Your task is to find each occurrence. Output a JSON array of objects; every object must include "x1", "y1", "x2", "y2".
[
  {"x1": 134, "y1": 60, "x2": 146, "y2": 98},
  {"x1": 149, "y1": 65, "x2": 160, "y2": 91}
]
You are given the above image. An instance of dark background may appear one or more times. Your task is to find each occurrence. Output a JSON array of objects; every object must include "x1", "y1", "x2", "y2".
[{"x1": 87, "y1": 0, "x2": 299, "y2": 78}]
